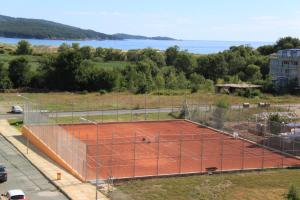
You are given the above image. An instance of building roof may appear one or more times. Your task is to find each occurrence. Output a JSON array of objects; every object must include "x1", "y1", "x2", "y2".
[
  {"x1": 7, "y1": 189, "x2": 25, "y2": 196},
  {"x1": 215, "y1": 83, "x2": 262, "y2": 89}
]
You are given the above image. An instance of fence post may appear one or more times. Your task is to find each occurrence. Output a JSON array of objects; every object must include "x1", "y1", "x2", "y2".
[
  {"x1": 281, "y1": 137, "x2": 284, "y2": 168},
  {"x1": 200, "y1": 134, "x2": 204, "y2": 172},
  {"x1": 158, "y1": 90, "x2": 160, "y2": 121},
  {"x1": 156, "y1": 132, "x2": 160, "y2": 175},
  {"x1": 220, "y1": 137, "x2": 224, "y2": 173},
  {"x1": 117, "y1": 90, "x2": 119, "y2": 122},
  {"x1": 133, "y1": 131, "x2": 136, "y2": 178},
  {"x1": 179, "y1": 131, "x2": 183, "y2": 174},
  {"x1": 144, "y1": 93, "x2": 147, "y2": 120},
  {"x1": 102, "y1": 100, "x2": 104, "y2": 123},
  {"x1": 242, "y1": 140, "x2": 245, "y2": 170},
  {"x1": 110, "y1": 131, "x2": 114, "y2": 177},
  {"x1": 292, "y1": 138, "x2": 295, "y2": 156},
  {"x1": 262, "y1": 138, "x2": 265, "y2": 169}
]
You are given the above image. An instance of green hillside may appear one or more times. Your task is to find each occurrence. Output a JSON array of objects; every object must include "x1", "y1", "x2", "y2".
[
  {"x1": 0, "y1": 15, "x2": 115, "y2": 40},
  {"x1": 0, "y1": 15, "x2": 175, "y2": 41}
]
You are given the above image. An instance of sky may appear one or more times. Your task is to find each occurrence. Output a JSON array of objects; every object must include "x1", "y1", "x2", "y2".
[{"x1": 2, "y1": 0, "x2": 300, "y2": 41}]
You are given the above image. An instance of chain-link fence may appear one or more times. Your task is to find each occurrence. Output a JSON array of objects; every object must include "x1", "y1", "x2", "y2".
[
  {"x1": 21, "y1": 95, "x2": 300, "y2": 199},
  {"x1": 186, "y1": 104, "x2": 300, "y2": 157},
  {"x1": 24, "y1": 101, "x2": 87, "y2": 180}
]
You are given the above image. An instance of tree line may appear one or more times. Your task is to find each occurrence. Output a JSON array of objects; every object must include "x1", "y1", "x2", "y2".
[{"x1": 0, "y1": 37, "x2": 300, "y2": 94}]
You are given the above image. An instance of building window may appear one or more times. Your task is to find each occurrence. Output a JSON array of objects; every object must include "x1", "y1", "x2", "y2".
[{"x1": 282, "y1": 61, "x2": 289, "y2": 65}]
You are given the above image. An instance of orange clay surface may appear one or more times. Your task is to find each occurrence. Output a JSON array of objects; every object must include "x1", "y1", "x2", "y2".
[{"x1": 61, "y1": 120, "x2": 300, "y2": 180}]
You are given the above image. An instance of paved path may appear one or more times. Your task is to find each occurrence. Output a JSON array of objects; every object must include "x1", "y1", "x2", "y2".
[
  {"x1": 0, "y1": 107, "x2": 181, "y2": 119},
  {"x1": 0, "y1": 120, "x2": 109, "y2": 200},
  {"x1": 0, "y1": 135, "x2": 67, "y2": 200},
  {"x1": 1, "y1": 104, "x2": 300, "y2": 120}
]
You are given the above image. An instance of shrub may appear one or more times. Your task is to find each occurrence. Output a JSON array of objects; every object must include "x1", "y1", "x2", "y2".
[
  {"x1": 286, "y1": 185, "x2": 300, "y2": 200},
  {"x1": 99, "y1": 89, "x2": 107, "y2": 95},
  {"x1": 235, "y1": 88, "x2": 262, "y2": 98}
]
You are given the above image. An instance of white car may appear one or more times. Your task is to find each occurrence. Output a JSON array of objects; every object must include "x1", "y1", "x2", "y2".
[
  {"x1": 11, "y1": 106, "x2": 23, "y2": 114},
  {"x1": 1, "y1": 189, "x2": 27, "y2": 200}
]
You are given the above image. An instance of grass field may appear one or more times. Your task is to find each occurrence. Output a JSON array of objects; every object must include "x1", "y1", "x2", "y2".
[
  {"x1": 51, "y1": 112, "x2": 180, "y2": 124},
  {"x1": 1, "y1": 91, "x2": 300, "y2": 113},
  {"x1": 116, "y1": 169, "x2": 300, "y2": 200}
]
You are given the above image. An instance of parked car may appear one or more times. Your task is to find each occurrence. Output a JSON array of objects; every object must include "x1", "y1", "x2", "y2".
[
  {"x1": 0, "y1": 164, "x2": 7, "y2": 182},
  {"x1": 11, "y1": 106, "x2": 23, "y2": 114},
  {"x1": 1, "y1": 190, "x2": 27, "y2": 200}
]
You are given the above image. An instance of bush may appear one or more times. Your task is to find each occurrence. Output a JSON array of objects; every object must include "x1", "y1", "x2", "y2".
[
  {"x1": 215, "y1": 99, "x2": 230, "y2": 109},
  {"x1": 268, "y1": 114, "x2": 290, "y2": 135},
  {"x1": 78, "y1": 90, "x2": 88, "y2": 95},
  {"x1": 213, "y1": 99, "x2": 230, "y2": 129},
  {"x1": 99, "y1": 89, "x2": 107, "y2": 95},
  {"x1": 235, "y1": 88, "x2": 262, "y2": 98},
  {"x1": 15, "y1": 40, "x2": 33, "y2": 55},
  {"x1": 286, "y1": 185, "x2": 300, "y2": 200}
]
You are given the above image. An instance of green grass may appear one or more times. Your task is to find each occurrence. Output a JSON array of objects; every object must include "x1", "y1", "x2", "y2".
[
  {"x1": 92, "y1": 60, "x2": 129, "y2": 70},
  {"x1": 0, "y1": 54, "x2": 41, "y2": 70},
  {"x1": 1, "y1": 91, "x2": 300, "y2": 114},
  {"x1": 52, "y1": 112, "x2": 180, "y2": 124},
  {"x1": 8, "y1": 119, "x2": 23, "y2": 130},
  {"x1": 116, "y1": 169, "x2": 300, "y2": 200}
]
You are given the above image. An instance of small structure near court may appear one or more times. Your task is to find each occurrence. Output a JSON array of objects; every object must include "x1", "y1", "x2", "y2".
[{"x1": 215, "y1": 83, "x2": 262, "y2": 94}]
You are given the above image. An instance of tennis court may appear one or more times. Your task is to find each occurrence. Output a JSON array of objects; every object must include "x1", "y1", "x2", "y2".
[{"x1": 61, "y1": 120, "x2": 300, "y2": 180}]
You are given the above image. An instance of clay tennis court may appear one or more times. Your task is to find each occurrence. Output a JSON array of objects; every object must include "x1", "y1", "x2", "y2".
[{"x1": 61, "y1": 120, "x2": 300, "y2": 180}]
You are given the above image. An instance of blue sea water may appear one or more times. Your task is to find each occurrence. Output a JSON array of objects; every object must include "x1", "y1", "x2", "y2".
[{"x1": 0, "y1": 37, "x2": 273, "y2": 54}]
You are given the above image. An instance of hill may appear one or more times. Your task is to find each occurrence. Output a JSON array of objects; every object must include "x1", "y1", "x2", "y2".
[
  {"x1": 113, "y1": 33, "x2": 176, "y2": 40},
  {"x1": 0, "y1": 15, "x2": 115, "y2": 40},
  {"x1": 0, "y1": 15, "x2": 175, "y2": 41}
]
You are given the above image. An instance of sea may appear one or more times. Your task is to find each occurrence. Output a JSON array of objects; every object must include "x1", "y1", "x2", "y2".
[{"x1": 0, "y1": 37, "x2": 273, "y2": 54}]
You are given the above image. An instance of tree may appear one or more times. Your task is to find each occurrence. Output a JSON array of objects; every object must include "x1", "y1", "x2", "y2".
[
  {"x1": 140, "y1": 48, "x2": 166, "y2": 67},
  {"x1": 257, "y1": 45, "x2": 275, "y2": 55},
  {"x1": 165, "y1": 71, "x2": 178, "y2": 90},
  {"x1": 213, "y1": 99, "x2": 230, "y2": 129},
  {"x1": 15, "y1": 40, "x2": 32, "y2": 55},
  {"x1": 275, "y1": 37, "x2": 300, "y2": 51},
  {"x1": 80, "y1": 46, "x2": 93, "y2": 60},
  {"x1": 189, "y1": 73, "x2": 206, "y2": 92},
  {"x1": 154, "y1": 72, "x2": 165, "y2": 89},
  {"x1": 0, "y1": 62, "x2": 12, "y2": 89},
  {"x1": 8, "y1": 57, "x2": 31, "y2": 87},
  {"x1": 174, "y1": 51, "x2": 196, "y2": 75},
  {"x1": 244, "y1": 64, "x2": 262, "y2": 82},
  {"x1": 165, "y1": 46, "x2": 179, "y2": 66}
]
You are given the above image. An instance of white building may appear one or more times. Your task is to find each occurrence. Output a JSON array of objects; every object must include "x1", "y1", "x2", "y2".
[{"x1": 270, "y1": 49, "x2": 300, "y2": 87}]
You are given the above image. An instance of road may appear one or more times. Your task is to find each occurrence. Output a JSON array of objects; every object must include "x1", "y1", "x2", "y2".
[
  {"x1": 0, "y1": 135, "x2": 68, "y2": 200},
  {"x1": 0, "y1": 104, "x2": 299, "y2": 120},
  {"x1": 0, "y1": 107, "x2": 182, "y2": 119}
]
